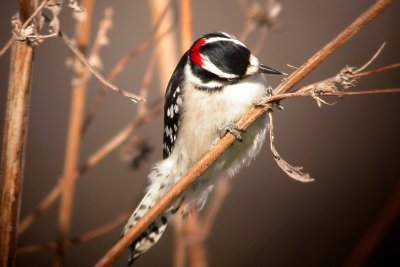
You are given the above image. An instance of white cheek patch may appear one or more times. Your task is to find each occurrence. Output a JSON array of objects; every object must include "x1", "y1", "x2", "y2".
[
  {"x1": 184, "y1": 64, "x2": 225, "y2": 89},
  {"x1": 245, "y1": 54, "x2": 260, "y2": 76}
]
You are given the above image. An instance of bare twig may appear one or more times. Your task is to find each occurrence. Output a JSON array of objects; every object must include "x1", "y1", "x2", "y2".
[
  {"x1": 274, "y1": 0, "x2": 393, "y2": 96},
  {"x1": 18, "y1": 102, "x2": 163, "y2": 236},
  {"x1": 149, "y1": 0, "x2": 180, "y2": 93},
  {"x1": 17, "y1": 212, "x2": 129, "y2": 254},
  {"x1": 173, "y1": 216, "x2": 186, "y2": 267},
  {"x1": 82, "y1": 3, "x2": 173, "y2": 132},
  {"x1": 268, "y1": 112, "x2": 314, "y2": 182},
  {"x1": 0, "y1": 38, "x2": 13, "y2": 58},
  {"x1": 93, "y1": 1, "x2": 394, "y2": 265},
  {"x1": 18, "y1": 40, "x2": 162, "y2": 235},
  {"x1": 55, "y1": 1, "x2": 94, "y2": 266},
  {"x1": 12, "y1": 0, "x2": 61, "y2": 45},
  {"x1": 354, "y1": 42, "x2": 386, "y2": 73},
  {"x1": 87, "y1": 7, "x2": 114, "y2": 71},
  {"x1": 0, "y1": 1, "x2": 37, "y2": 265},
  {"x1": 18, "y1": 180, "x2": 62, "y2": 235},
  {"x1": 137, "y1": 51, "x2": 158, "y2": 117},
  {"x1": 238, "y1": 0, "x2": 282, "y2": 42},
  {"x1": 19, "y1": 0, "x2": 48, "y2": 31},
  {"x1": 185, "y1": 212, "x2": 208, "y2": 267},
  {"x1": 180, "y1": 0, "x2": 193, "y2": 52},
  {"x1": 200, "y1": 179, "x2": 231, "y2": 240},
  {"x1": 354, "y1": 62, "x2": 400, "y2": 77},
  {"x1": 60, "y1": 31, "x2": 144, "y2": 103}
]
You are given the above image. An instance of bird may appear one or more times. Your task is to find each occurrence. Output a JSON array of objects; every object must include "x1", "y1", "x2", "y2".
[{"x1": 121, "y1": 31, "x2": 284, "y2": 265}]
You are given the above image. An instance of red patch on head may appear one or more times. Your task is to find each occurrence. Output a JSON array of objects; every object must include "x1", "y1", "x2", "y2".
[{"x1": 190, "y1": 38, "x2": 206, "y2": 66}]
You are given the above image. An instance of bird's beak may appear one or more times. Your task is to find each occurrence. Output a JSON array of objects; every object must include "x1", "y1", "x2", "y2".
[{"x1": 259, "y1": 64, "x2": 286, "y2": 75}]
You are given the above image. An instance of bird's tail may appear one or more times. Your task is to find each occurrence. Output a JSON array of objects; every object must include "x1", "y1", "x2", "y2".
[{"x1": 122, "y1": 161, "x2": 179, "y2": 265}]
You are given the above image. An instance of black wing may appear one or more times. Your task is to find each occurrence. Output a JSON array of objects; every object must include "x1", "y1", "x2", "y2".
[{"x1": 163, "y1": 54, "x2": 187, "y2": 159}]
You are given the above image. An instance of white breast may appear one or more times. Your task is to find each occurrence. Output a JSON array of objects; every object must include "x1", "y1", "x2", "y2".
[{"x1": 168, "y1": 74, "x2": 269, "y2": 182}]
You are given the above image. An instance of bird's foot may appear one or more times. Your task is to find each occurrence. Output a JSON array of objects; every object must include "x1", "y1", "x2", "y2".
[{"x1": 218, "y1": 122, "x2": 245, "y2": 141}]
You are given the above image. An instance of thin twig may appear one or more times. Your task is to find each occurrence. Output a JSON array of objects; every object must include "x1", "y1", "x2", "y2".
[
  {"x1": 17, "y1": 212, "x2": 129, "y2": 254},
  {"x1": 60, "y1": 31, "x2": 144, "y2": 103},
  {"x1": 200, "y1": 179, "x2": 231, "y2": 240},
  {"x1": 274, "y1": 0, "x2": 393, "y2": 96},
  {"x1": 87, "y1": 7, "x2": 114, "y2": 71},
  {"x1": 354, "y1": 62, "x2": 400, "y2": 77},
  {"x1": 173, "y1": 217, "x2": 186, "y2": 267},
  {"x1": 19, "y1": 35, "x2": 162, "y2": 233},
  {"x1": 238, "y1": 0, "x2": 282, "y2": 43},
  {"x1": 55, "y1": 1, "x2": 94, "y2": 265},
  {"x1": 20, "y1": 0, "x2": 48, "y2": 31},
  {"x1": 137, "y1": 51, "x2": 158, "y2": 117},
  {"x1": 93, "y1": 1, "x2": 394, "y2": 265},
  {"x1": 180, "y1": 0, "x2": 193, "y2": 53},
  {"x1": 265, "y1": 88, "x2": 400, "y2": 103},
  {"x1": 82, "y1": 4, "x2": 173, "y2": 132},
  {"x1": 185, "y1": 212, "x2": 208, "y2": 267},
  {"x1": 0, "y1": 38, "x2": 13, "y2": 58},
  {"x1": 354, "y1": 42, "x2": 386, "y2": 73},
  {"x1": 18, "y1": 102, "x2": 163, "y2": 236},
  {"x1": 149, "y1": 0, "x2": 180, "y2": 93}
]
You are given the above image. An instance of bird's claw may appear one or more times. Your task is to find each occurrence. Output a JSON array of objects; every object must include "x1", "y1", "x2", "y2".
[{"x1": 218, "y1": 122, "x2": 245, "y2": 141}]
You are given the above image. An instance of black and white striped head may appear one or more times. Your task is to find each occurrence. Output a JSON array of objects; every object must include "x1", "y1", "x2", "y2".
[{"x1": 186, "y1": 31, "x2": 283, "y2": 90}]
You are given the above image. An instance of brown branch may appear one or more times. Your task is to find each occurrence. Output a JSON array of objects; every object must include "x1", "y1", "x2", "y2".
[
  {"x1": 0, "y1": 1, "x2": 37, "y2": 265},
  {"x1": 180, "y1": 0, "x2": 193, "y2": 53},
  {"x1": 93, "y1": 1, "x2": 394, "y2": 265},
  {"x1": 18, "y1": 101, "x2": 163, "y2": 236},
  {"x1": 175, "y1": 178, "x2": 231, "y2": 267},
  {"x1": 0, "y1": 38, "x2": 13, "y2": 59},
  {"x1": 18, "y1": 180, "x2": 62, "y2": 235},
  {"x1": 344, "y1": 181, "x2": 400, "y2": 267},
  {"x1": 60, "y1": 31, "x2": 144, "y2": 103},
  {"x1": 18, "y1": 50, "x2": 162, "y2": 235},
  {"x1": 54, "y1": 1, "x2": 94, "y2": 266},
  {"x1": 185, "y1": 212, "x2": 208, "y2": 267},
  {"x1": 274, "y1": 0, "x2": 393, "y2": 96},
  {"x1": 88, "y1": 7, "x2": 113, "y2": 67},
  {"x1": 265, "y1": 88, "x2": 400, "y2": 103},
  {"x1": 82, "y1": 3, "x2": 173, "y2": 133},
  {"x1": 17, "y1": 212, "x2": 129, "y2": 255},
  {"x1": 19, "y1": 0, "x2": 48, "y2": 31},
  {"x1": 137, "y1": 51, "x2": 158, "y2": 117},
  {"x1": 354, "y1": 62, "x2": 400, "y2": 77},
  {"x1": 200, "y1": 179, "x2": 231, "y2": 240},
  {"x1": 173, "y1": 217, "x2": 187, "y2": 267},
  {"x1": 238, "y1": 0, "x2": 282, "y2": 42},
  {"x1": 149, "y1": 0, "x2": 180, "y2": 93}
]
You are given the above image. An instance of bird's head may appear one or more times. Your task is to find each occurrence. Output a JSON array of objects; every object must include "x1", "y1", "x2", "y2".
[{"x1": 186, "y1": 31, "x2": 284, "y2": 90}]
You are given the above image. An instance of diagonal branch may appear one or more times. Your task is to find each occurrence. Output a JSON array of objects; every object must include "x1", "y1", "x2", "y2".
[
  {"x1": 0, "y1": 38, "x2": 13, "y2": 59},
  {"x1": 17, "y1": 212, "x2": 129, "y2": 255},
  {"x1": 60, "y1": 31, "x2": 144, "y2": 103},
  {"x1": 82, "y1": 0, "x2": 174, "y2": 132},
  {"x1": 93, "y1": 1, "x2": 395, "y2": 265}
]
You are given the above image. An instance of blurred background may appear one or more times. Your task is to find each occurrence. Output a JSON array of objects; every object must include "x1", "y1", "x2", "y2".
[{"x1": 0, "y1": 0, "x2": 399, "y2": 266}]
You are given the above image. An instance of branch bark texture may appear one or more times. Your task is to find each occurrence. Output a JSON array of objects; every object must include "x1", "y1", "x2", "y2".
[
  {"x1": 0, "y1": 0, "x2": 38, "y2": 265},
  {"x1": 0, "y1": 1, "x2": 36, "y2": 265}
]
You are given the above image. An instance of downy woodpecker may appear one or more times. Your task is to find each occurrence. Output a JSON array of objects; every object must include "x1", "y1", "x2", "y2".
[{"x1": 121, "y1": 31, "x2": 284, "y2": 265}]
